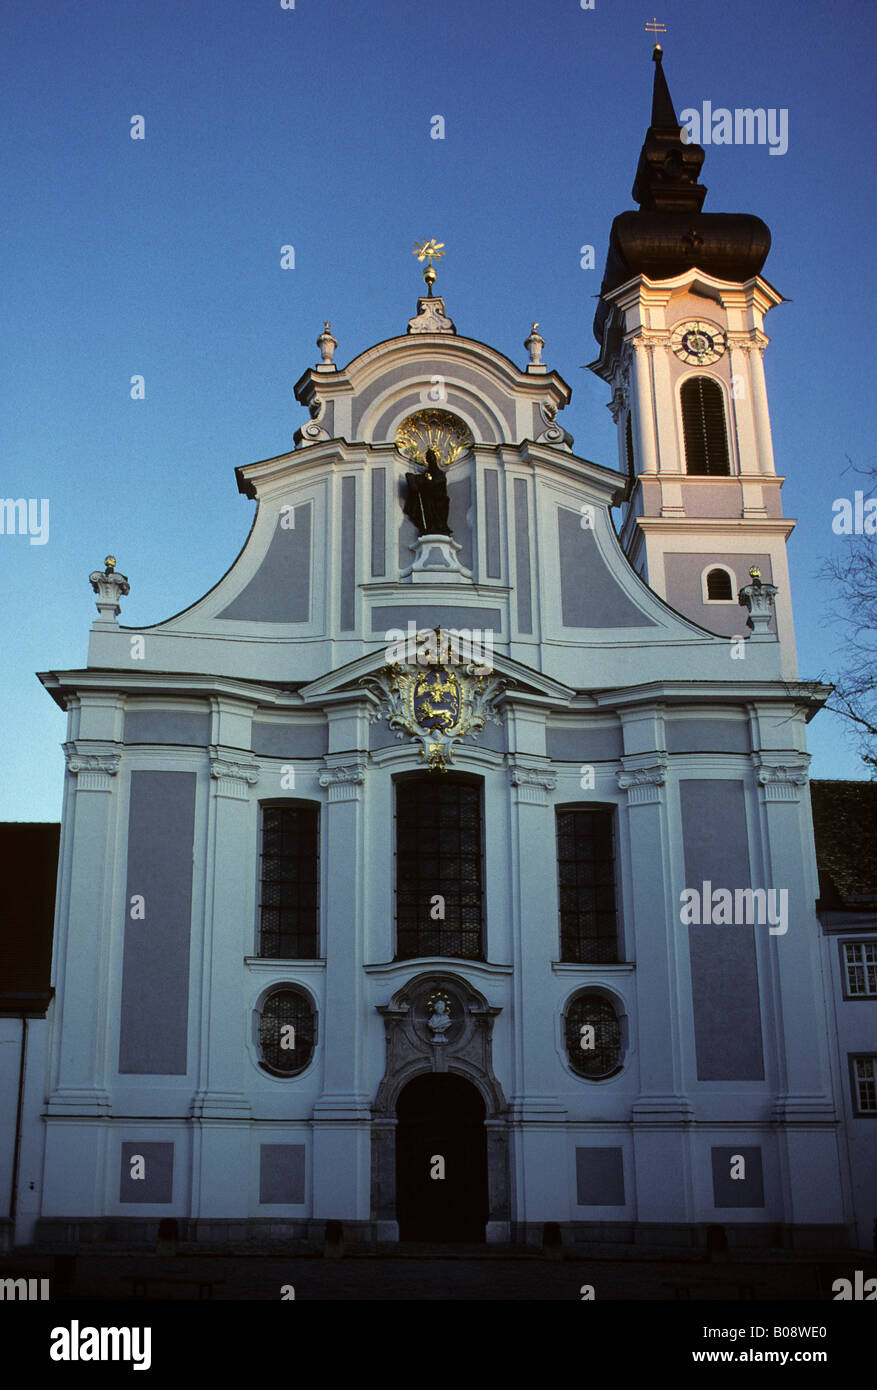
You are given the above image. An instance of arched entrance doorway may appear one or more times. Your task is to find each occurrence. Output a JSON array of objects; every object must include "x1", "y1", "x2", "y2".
[{"x1": 395, "y1": 1073, "x2": 488, "y2": 1242}]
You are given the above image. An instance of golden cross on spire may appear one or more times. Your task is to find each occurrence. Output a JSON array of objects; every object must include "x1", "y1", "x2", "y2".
[
  {"x1": 644, "y1": 16, "x2": 666, "y2": 44},
  {"x1": 413, "y1": 239, "x2": 445, "y2": 296}
]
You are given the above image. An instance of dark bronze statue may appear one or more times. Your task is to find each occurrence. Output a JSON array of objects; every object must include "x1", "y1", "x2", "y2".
[{"x1": 403, "y1": 448, "x2": 452, "y2": 537}]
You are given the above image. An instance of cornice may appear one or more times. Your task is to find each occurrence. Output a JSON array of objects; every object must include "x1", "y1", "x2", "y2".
[
  {"x1": 314, "y1": 332, "x2": 572, "y2": 401},
  {"x1": 589, "y1": 680, "x2": 830, "y2": 711},
  {"x1": 634, "y1": 517, "x2": 796, "y2": 537},
  {"x1": 38, "y1": 669, "x2": 290, "y2": 711}
]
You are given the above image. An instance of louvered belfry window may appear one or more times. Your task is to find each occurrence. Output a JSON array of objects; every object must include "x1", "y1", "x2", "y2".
[
  {"x1": 395, "y1": 776, "x2": 484, "y2": 960},
  {"x1": 557, "y1": 807, "x2": 619, "y2": 963},
  {"x1": 259, "y1": 806, "x2": 320, "y2": 958},
  {"x1": 681, "y1": 376, "x2": 730, "y2": 476},
  {"x1": 706, "y1": 567, "x2": 733, "y2": 600},
  {"x1": 625, "y1": 412, "x2": 635, "y2": 478}
]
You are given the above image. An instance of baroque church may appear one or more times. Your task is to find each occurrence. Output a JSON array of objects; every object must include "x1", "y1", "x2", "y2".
[{"x1": 14, "y1": 49, "x2": 872, "y2": 1251}]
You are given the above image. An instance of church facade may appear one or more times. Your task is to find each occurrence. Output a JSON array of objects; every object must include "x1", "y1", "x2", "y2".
[{"x1": 31, "y1": 53, "x2": 864, "y2": 1250}]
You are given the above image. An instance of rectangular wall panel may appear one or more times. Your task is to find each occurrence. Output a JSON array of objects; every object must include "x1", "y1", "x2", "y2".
[
  {"x1": 513, "y1": 479, "x2": 532, "y2": 634},
  {"x1": 371, "y1": 468, "x2": 386, "y2": 577},
  {"x1": 260, "y1": 1144, "x2": 306, "y2": 1204},
  {"x1": 119, "y1": 771, "x2": 196, "y2": 1075},
  {"x1": 680, "y1": 779, "x2": 765, "y2": 1081},
  {"x1": 340, "y1": 475, "x2": 356, "y2": 631},
  {"x1": 575, "y1": 1147, "x2": 625, "y2": 1206},
  {"x1": 119, "y1": 1142, "x2": 174, "y2": 1203},
  {"x1": 484, "y1": 469, "x2": 501, "y2": 579},
  {"x1": 711, "y1": 1146, "x2": 765, "y2": 1207}
]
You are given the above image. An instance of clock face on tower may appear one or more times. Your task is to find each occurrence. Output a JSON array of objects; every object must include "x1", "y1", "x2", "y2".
[{"x1": 670, "y1": 319, "x2": 727, "y2": 365}]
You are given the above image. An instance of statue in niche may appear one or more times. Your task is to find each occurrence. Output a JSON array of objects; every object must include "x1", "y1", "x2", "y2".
[{"x1": 403, "y1": 448, "x2": 452, "y2": 537}]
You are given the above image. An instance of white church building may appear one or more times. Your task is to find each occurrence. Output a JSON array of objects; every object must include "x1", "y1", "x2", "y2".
[{"x1": 26, "y1": 50, "x2": 868, "y2": 1251}]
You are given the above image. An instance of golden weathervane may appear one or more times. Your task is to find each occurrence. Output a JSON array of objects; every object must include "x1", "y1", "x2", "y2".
[{"x1": 413, "y1": 238, "x2": 445, "y2": 296}]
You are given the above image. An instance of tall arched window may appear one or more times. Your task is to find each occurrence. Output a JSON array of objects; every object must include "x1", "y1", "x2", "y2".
[
  {"x1": 681, "y1": 376, "x2": 730, "y2": 476},
  {"x1": 556, "y1": 806, "x2": 619, "y2": 963},
  {"x1": 625, "y1": 412, "x2": 635, "y2": 480},
  {"x1": 259, "y1": 804, "x2": 320, "y2": 958},
  {"x1": 395, "y1": 775, "x2": 484, "y2": 960}
]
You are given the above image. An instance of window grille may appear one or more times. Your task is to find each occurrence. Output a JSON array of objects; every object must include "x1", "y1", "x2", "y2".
[
  {"x1": 395, "y1": 778, "x2": 484, "y2": 960},
  {"x1": 557, "y1": 807, "x2": 619, "y2": 963},
  {"x1": 566, "y1": 994, "x2": 622, "y2": 1078},
  {"x1": 259, "y1": 988, "x2": 316, "y2": 1076},
  {"x1": 259, "y1": 805, "x2": 320, "y2": 958}
]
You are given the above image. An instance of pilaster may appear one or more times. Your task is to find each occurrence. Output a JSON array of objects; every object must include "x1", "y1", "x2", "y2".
[
  {"x1": 46, "y1": 739, "x2": 123, "y2": 1117},
  {"x1": 749, "y1": 751, "x2": 845, "y2": 1228},
  {"x1": 312, "y1": 754, "x2": 371, "y2": 1219},
  {"x1": 618, "y1": 715, "x2": 694, "y2": 1223}
]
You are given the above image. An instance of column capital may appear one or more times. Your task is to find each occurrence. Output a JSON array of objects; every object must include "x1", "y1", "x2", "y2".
[
  {"x1": 63, "y1": 742, "x2": 121, "y2": 791},
  {"x1": 508, "y1": 761, "x2": 557, "y2": 805},
  {"x1": 209, "y1": 747, "x2": 260, "y2": 799},
  {"x1": 319, "y1": 760, "x2": 368, "y2": 801},
  {"x1": 754, "y1": 755, "x2": 809, "y2": 802},
  {"x1": 616, "y1": 756, "x2": 667, "y2": 805}
]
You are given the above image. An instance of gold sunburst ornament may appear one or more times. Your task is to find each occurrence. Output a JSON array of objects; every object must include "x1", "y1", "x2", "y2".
[
  {"x1": 395, "y1": 409, "x2": 473, "y2": 470},
  {"x1": 413, "y1": 238, "x2": 445, "y2": 295}
]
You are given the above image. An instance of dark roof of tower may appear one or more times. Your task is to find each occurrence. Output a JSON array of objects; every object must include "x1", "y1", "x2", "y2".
[{"x1": 593, "y1": 48, "x2": 771, "y2": 342}]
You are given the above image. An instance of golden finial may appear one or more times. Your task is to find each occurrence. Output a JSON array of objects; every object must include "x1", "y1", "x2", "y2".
[
  {"x1": 413, "y1": 238, "x2": 445, "y2": 297},
  {"x1": 749, "y1": 566, "x2": 761, "y2": 581},
  {"x1": 105, "y1": 555, "x2": 116, "y2": 572}
]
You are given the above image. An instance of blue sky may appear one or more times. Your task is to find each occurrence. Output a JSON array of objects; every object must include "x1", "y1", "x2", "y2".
[{"x1": 2, "y1": 0, "x2": 875, "y2": 820}]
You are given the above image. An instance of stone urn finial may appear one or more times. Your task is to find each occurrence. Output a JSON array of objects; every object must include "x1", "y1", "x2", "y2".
[
  {"x1": 89, "y1": 555, "x2": 130, "y2": 621},
  {"x1": 316, "y1": 321, "x2": 337, "y2": 366},
  {"x1": 738, "y1": 569, "x2": 777, "y2": 633}
]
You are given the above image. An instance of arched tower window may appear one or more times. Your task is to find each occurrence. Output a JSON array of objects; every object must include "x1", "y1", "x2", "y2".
[
  {"x1": 681, "y1": 376, "x2": 730, "y2": 476},
  {"x1": 706, "y1": 567, "x2": 733, "y2": 601}
]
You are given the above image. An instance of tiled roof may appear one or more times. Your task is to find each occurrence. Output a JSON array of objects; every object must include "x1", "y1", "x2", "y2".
[
  {"x1": 0, "y1": 822, "x2": 60, "y2": 1013},
  {"x1": 809, "y1": 781, "x2": 877, "y2": 909}
]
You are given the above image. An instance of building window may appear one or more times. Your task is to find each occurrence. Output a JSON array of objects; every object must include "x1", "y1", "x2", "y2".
[
  {"x1": 625, "y1": 412, "x2": 635, "y2": 480},
  {"x1": 565, "y1": 993, "x2": 623, "y2": 1079},
  {"x1": 849, "y1": 1055, "x2": 877, "y2": 1115},
  {"x1": 706, "y1": 567, "x2": 733, "y2": 601},
  {"x1": 842, "y1": 942, "x2": 877, "y2": 997},
  {"x1": 557, "y1": 807, "x2": 619, "y2": 963},
  {"x1": 395, "y1": 776, "x2": 484, "y2": 960},
  {"x1": 681, "y1": 376, "x2": 731, "y2": 476},
  {"x1": 258, "y1": 987, "x2": 316, "y2": 1077},
  {"x1": 259, "y1": 805, "x2": 320, "y2": 958}
]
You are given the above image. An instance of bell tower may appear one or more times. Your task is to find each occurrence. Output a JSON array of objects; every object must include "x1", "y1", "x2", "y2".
[{"x1": 591, "y1": 47, "x2": 798, "y2": 675}]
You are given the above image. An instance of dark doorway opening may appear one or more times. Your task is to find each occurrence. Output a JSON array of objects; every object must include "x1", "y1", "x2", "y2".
[{"x1": 396, "y1": 1073, "x2": 488, "y2": 1242}]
